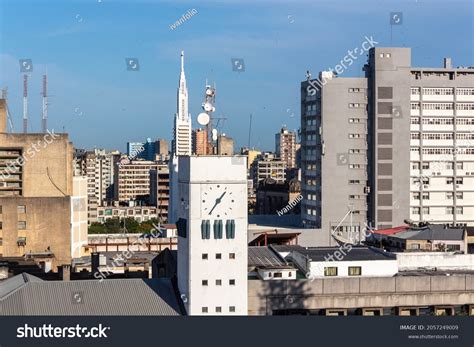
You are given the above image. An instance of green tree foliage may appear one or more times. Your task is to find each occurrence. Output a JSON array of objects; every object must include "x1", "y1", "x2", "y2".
[{"x1": 88, "y1": 217, "x2": 162, "y2": 234}]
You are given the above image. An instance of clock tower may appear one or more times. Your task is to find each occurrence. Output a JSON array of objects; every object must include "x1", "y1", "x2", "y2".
[{"x1": 177, "y1": 155, "x2": 248, "y2": 315}]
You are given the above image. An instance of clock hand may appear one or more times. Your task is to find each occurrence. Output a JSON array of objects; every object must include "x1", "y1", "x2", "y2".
[
  {"x1": 208, "y1": 192, "x2": 227, "y2": 215},
  {"x1": 208, "y1": 201, "x2": 218, "y2": 215}
]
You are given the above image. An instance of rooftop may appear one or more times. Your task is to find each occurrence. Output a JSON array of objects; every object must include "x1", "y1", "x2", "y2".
[
  {"x1": 248, "y1": 247, "x2": 292, "y2": 269},
  {"x1": 294, "y1": 246, "x2": 395, "y2": 262},
  {"x1": 0, "y1": 273, "x2": 183, "y2": 316}
]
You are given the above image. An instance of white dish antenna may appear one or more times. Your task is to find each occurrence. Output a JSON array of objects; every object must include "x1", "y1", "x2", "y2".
[
  {"x1": 197, "y1": 112, "x2": 210, "y2": 126},
  {"x1": 203, "y1": 102, "x2": 213, "y2": 112},
  {"x1": 212, "y1": 128, "x2": 218, "y2": 141}
]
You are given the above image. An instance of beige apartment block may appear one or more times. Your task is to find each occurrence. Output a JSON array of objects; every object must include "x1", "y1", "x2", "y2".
[{"x1": 0, "y1": 98, "x2": 74, "y2": 269}]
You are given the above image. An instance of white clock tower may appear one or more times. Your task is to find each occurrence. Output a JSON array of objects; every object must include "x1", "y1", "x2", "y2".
[{"x1": 177, "y1": 155, "x2": 248, "y2": 315}]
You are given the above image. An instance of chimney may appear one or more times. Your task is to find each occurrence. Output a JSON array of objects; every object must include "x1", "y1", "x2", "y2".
[
  {"x1": 444, "y1": 57, "x2": 452, "y2": 69},
  {"x1": 59, "y1": 264, "x2": 71, "y2": 281},
  {"x1": 0, "y1": 99, "x2": 7, "y2": 133},
  {"x1": 91, "y1": 252, "x2": 100, "y2": 274}
]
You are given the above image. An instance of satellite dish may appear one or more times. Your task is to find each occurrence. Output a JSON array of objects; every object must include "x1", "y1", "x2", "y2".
[
  {"x1": 203, "y1": 102, "x2": 213, "y2": 112},
  {"x1": 197, "y1": 112, "x2": 210, "y2": 126},
  {"x1": 206, "y1": 88, "x2": 213, "y2": 96},
  {"x1": 212, "y1": 128, "x2": 218, "y2": 141}
]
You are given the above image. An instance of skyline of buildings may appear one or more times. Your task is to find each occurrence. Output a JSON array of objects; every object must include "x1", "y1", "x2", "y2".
[
  {"x1": 1, "y1": 41, "x2": 474, "y2": 320},
  {"x1": 301, "y1": 47, "x2": 474, "y2": 246}
]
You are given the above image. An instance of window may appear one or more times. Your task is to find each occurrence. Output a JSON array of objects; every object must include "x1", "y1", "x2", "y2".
[
  {"x1": 229, "y1": 306, "x2": 236, "y2": 313},
  {"x1": 216, "y1": 279, "x2": 222, "y2": 286},
  {"x1": 456, "y1": 162, "x2": 464, "y2": 170},
  {"x1": 324, "y1": 267, "x2": 338, "y2": 276},
  {"x1": 412, "y1": 162, "x2": 420, "y2": 170},
  {"x1": 456, "y1": 207, "x2": 463, "y2": 215},
  {"x1": 0, "y1": 206, "x2": 2, "y2": 214},
  {"x1": 202, "y1": 307, "x2": 208, "y2": 313},
  {"x1": 202, "y1": 280, "x2": 208, "y2": 286},
  {"x1": 422, "y1": 192, "x2": 430, "y2": 200},
  {"x1": 456, "y1": 178, "x2": 463, "y2": 185},
  {"x1": 274, "y1": 273, "x2": 283, "y2": 278},
  {"x1": 422, "y1": 207, "x2": 430, "y2": 215},
  {"x1": 229, "y1": 279, "x2": 235, "y2": 285},
  {"x1": 213, "y1": 220, "x2": 223, "y2": 239},
  {"x1": 216, "y1": 307, "x2": 222, "y2": 313},
  {"x1": 446, "y1": 207, "x2": 454, "y2": 215},
  {"x1": 412, "y1": 207, "x2": 420, "y2": 215},
  {"x1": 201, "y1": 220, "x2": 210, "y2": 239},
  {"x1": 202, "y1": 254, "x2": 208, "y2": 260},
  {"x1": 18, "y1": 221, "x2": 26, "y2": 230},
  {"x1": 177, "y1": 218, "x2": 187, "y2": 238},
  {"x1": 422, "y1": 162, "x2": 430, "y2": 170},
  {"x1": 446, "y1": 162, "x2": 454, "y2": 170},
  {"x1": 229, "y1": 253, "x2": 235, "y2": 259},
  {"x1": 0, "y1": 222, "x2": 2, "y2": 230},
  {"x1": 225, "y1": 220, "x2": 235, "y2": 239},
  {"x1": 446, "y1": 192, "x2": 454, "y2": 200},
  {"x1": 456, "y1": 192, "x2": 463, "y2": 200},
  {"x1": 216, "y1": 253, "x2": 222, "y2": 259},
  {"x1": 348, "y1": 267, "x2": 362, "y2": 276},
  {"x1": 17, "y1": 205, "x2": 26, "y2": 214},
  {"x1": 446, "y1": 178, "x2": 454, "y2": 185},
  {"x1": 412, "y1": 192, "x2": 420, "y2": 200}
]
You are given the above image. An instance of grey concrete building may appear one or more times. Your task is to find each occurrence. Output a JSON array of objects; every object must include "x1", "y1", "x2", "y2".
[
  {"x1": 301, "y1": 47, "x2": 474, "y2": 245},
  {"x1": 275, "y1": 127, "x2": 297, "y2": 169}
]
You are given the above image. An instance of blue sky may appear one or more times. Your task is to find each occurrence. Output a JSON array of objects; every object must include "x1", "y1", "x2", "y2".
[{"x1": 0, "y1": 0, "x2": 473, "y2": 152}]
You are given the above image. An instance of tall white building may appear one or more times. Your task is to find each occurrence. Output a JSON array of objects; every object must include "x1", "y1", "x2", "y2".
[
  {"x1": 169, "y1": 51, "x2": 192, "y2": 223},
  {"x1": 177, "y1": 156, "x2": 248, "y2": 315},
  {"x1": 173, "y1": 51, "x2": 192, "y2": 156}
]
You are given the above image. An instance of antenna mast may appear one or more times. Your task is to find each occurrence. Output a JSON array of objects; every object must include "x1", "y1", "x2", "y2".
[
  {"x1": 23, "y1": 74, "x2": 28, "y2": 133},
  {"x1": 41, "y1": 75, "x2": 48, "y2": 133}
]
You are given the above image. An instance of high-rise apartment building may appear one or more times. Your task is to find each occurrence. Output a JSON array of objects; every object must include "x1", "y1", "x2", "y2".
[
  {"x1": 150, "y1": 165, "x2": 170, "y2": 222},
  {"x1": 192, "y1": 128, "x2": 208, "y2": 155},
  {"x1": 74, "y1": 148, "x2": 119, "y2": 223},
  {"x1": 250, "y1": 152, "x2": 286, "y2": 189},
  {"x1": 275, "y1": 127, "x2": 297, "y2": 169},
  {"x1": 301, "y1": 47, "x2": 474, "y2": 245},
  {"x1": 114, "y1": 160, "x2": 161, "y2": 203}
]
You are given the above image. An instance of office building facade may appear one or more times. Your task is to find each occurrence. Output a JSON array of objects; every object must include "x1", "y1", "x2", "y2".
[{"x1": 301, "y1": 47, "x2": 474, "y2": 245}]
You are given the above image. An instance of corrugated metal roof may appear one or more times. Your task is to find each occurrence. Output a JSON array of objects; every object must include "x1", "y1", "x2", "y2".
[
  {"x1": 393, "y1": 225, "x2": 464, "y2": 241},
  {"x1": 0, "y1": 274, "x2": 182, "y2": 316},
  {"x1": 248, "y1": 247, "x2": 288, "y2": 267}
]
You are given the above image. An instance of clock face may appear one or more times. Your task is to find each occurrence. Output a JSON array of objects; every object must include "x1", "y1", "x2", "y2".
[{"x1": 201, "y1": 184, "x2": 236, "y2": 218}]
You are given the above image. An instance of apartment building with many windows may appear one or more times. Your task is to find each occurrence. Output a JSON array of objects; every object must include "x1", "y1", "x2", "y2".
[{"x1": 301, "y1": 47, "x2": 474, "y2": 245}]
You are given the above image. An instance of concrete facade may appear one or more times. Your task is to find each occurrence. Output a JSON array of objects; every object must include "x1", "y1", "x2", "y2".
[
  {"x1": 301, "y1": 47, "x2": 474, "y2": 245},
  {"x1": 0, "y1": 101, "x2": 74, "y2": 269},
  {"x1": 248, "y1": 274, "x2": 474, "y2": 315}
]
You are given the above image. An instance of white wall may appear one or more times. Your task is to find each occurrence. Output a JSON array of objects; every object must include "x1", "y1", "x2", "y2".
[
  {"x1": 177, "y1": 156, "x2": 248, "y2": 316},
  {"x1": 397, "y1": 252, "x2": 474, "y2": 271}
]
